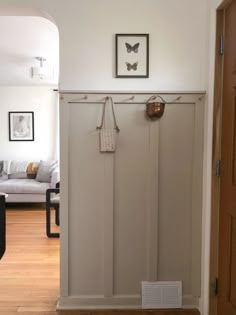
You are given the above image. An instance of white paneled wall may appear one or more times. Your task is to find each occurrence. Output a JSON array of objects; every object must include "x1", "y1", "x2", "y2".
[{"x1": 59, "y1": 91, "x2": 205, "y2": 309}]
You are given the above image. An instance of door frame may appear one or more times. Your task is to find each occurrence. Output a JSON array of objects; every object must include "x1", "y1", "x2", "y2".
[{"x1": 209, "y1": 1, "x2": 232, "y2": 315}]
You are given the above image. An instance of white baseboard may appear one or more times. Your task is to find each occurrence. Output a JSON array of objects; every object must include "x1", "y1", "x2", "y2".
[{"x1": 57, "y1": 294, "x2": 199, "y2": 310}]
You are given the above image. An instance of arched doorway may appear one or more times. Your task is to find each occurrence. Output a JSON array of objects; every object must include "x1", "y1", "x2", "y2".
[{"x1": 0, "y1": 8, "x2": 60, "y2": 313}]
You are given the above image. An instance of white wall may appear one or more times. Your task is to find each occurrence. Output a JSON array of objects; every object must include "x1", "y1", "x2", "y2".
[
  {"x1": 0, "y1": 0, "x2": 208, "y2": 91},
  {"x1": 0, "y1": 86, "x2": 58, "y2": 160},
  {"x1": 57, "y1": 0, "x2": 208, "y2": 91}
]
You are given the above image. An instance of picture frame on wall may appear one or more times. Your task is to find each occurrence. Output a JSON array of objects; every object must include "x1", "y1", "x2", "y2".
[
  {"x1": 115, "y1": 33, "x2": 149, "y2": 78},
  {"x1": 9, "y1": 111, "x2": 34, "y2": 141}
]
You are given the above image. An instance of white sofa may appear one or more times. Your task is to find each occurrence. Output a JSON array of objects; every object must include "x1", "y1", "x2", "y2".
[{"x1": 0, "y1": 160, "x2": 59, "y2": 203}]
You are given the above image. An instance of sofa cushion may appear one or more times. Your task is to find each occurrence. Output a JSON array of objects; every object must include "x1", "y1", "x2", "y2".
[
  {"x1": 8, "y1": 172, "x2": 28, "y2": 179},
  {"x1": 0, "y1": 179, "x2": 50, "y2": 195},
  {"x1": 7, "y1": 160, "x2": 29, "y2": 174},
  {"x1": 36, "y1": 160, "x2": 57, "y2": 183},
  {"x1": 0, "y1": 175, "x2": 8, "y2": 183}
]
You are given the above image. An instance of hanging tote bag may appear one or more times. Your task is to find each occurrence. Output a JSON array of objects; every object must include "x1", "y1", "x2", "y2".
[{"x1": 96, "y1": 96, "x2": 120, "y2": 152}]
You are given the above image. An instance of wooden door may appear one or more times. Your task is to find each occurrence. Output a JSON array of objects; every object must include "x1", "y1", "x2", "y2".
[{"x1": 218, "y1": 1, "x2": 236, "y2": 314}]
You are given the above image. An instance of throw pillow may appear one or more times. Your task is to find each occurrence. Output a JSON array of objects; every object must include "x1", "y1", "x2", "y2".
[
  {"x1": 36, "y1": 160, "x2": 57, "y2": 183},
  {"x1": 26, "y1": 162, "x2": 39, "y2": 179}
]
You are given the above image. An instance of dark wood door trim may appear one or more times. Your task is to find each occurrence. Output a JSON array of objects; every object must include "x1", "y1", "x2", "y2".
[
  {"x1": 209, "y1": 8, "x2": 224, "y2": 315},
  {"x1": 209, "y1": 1, "x2": 232, "y2": 315},
  {"x1": 218, "y1": 0, "x2": 233, "y2": 10}
]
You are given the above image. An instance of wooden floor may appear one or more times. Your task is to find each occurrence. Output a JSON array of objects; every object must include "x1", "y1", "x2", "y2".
[
  {"x1": 0, "y1": 206, "x2": 59, "y2": 315},
  {"x1": 0, "y1": 207, "x2": 200, "y2": 315}
]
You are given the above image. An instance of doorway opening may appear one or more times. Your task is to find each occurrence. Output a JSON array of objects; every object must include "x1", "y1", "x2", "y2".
[{"x1": 0, "y1": 8, "x2": 60, "y2": 313}]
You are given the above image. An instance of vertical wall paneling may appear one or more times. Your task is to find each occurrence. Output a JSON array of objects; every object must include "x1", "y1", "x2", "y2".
[
  {"x1": 68, "y1": 101, "x2": 105, "y2": 296},
  {"x1": 60, "y1": 94, "x2": 70, "y2": 297},
  {"x1": 113, "y1": 102, "x2": 148, "y2": 297},
  {"x1": 59, "y1": 91, "x2": 205, "y2": 309},
  {"x1": 158, "y1": 101, "x2": 195, "y2": 296},
  {"x1": 103, "y1": 153, "x2": 114, "y2": 297},
  {"x1": 191, "y1": 98, "x2": 204, "y2": 297},
  {"x1": 146, "y1": 122, "x2": 159, "y2": 281}
]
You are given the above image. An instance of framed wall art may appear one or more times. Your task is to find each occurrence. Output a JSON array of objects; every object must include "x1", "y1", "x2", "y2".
[
  {"x1": 115, "y1": 33, "x2": 149, "y2": 78},
  {"x1": 9, "y1": 111, "x2": 34, "y2": 141}
]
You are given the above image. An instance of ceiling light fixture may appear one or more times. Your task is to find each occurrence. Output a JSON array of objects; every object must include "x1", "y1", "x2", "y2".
[
  {"x1": 31, "y1": 56, "x2": 53, "y2": 80},
  {"x1": 36, "y1": 56, "x2": 46, "y2": 67}
]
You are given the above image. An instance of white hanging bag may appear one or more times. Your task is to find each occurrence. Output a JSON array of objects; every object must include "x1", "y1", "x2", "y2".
[{"x1": 97, "y1": 97, "x2": 120, "y2": 152}]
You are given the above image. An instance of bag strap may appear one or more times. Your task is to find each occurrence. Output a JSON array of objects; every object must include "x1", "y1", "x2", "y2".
[
  {"x1": 96, "y1": 97, "x2": 108, "y2": 130},
  {"x1": 97, "y1": 96, "x2": 120, "y2": 132},
  {"x1": 146, "y1": 94, "x2": 166, "y2": 104},
  {"x1": 110, "y1": 97, "x2": 120, "y2": 132}
]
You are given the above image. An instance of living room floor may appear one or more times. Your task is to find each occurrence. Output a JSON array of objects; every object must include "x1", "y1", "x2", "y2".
[
  {"x1": 0, "y1": 207, "x2": 200, "y2": 315},
  {"x1": 0, "y1": 206, "x2": 60, "y2": 315}
]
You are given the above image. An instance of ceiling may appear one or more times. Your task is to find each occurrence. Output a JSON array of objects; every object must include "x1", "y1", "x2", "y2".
[{"x1": 0, "y1": 16, "x2": 59, "y2": 86}]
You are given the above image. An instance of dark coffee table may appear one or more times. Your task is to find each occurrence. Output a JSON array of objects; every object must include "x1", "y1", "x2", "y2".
[{"x1": 0, "y1": 193, "x2": 8, "y2": 259}]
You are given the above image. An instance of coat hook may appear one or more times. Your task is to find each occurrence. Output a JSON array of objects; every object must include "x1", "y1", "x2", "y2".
[
  {"x1": 122, "y1": 95, "x2": 135, "y2": 102},
  {"x1": 173, "y1": 96, "x2": 182, "y2": 102}
]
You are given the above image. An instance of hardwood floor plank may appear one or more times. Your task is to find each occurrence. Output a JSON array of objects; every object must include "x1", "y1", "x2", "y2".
[
  {"x1": 0, "y1": 208, "x2": 59, "y2": 315},
  {"x1": 18, "y1": 306, "x2": 56, "y2": 312},
  {"x1": 0, "y1": 307, "x2": 18, "y2": 312}
]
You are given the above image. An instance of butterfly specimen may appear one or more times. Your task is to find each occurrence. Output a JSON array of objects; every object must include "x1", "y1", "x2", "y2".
[
  {"x1": 125, "y1": 42, "x2": 140, "y2": 53},
  {"x1": 126, "y1": 62, "x2": 138, "y2": 71}
]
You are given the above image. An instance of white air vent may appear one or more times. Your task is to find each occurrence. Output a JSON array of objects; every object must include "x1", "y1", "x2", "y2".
[{"x1": 142, "y1": 281, "x2": 182, "y2": 309}]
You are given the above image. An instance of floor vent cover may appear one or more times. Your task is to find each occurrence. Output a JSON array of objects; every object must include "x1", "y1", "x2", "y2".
[{"x1": 141, "y1": 281, "x2": 182, "y2": 309}]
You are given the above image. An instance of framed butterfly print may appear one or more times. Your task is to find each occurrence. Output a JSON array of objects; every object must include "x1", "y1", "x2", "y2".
[{"x1": 115, "y1": 33, "x2": 149, "y2": 78}]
